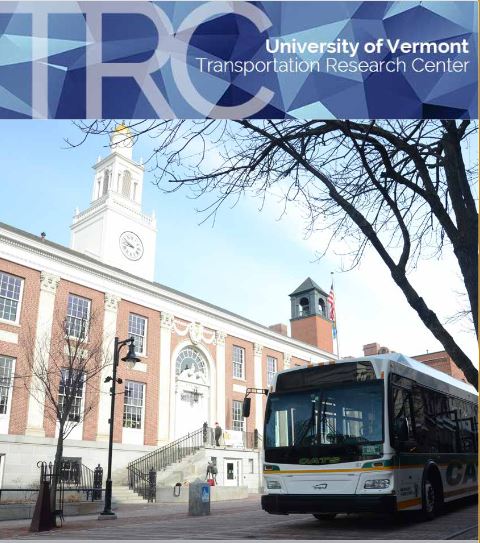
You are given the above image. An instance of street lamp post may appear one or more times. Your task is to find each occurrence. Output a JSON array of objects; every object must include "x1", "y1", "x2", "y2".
[{"x1": 99, "y1": 337, "x2": 140, "y2": 520}]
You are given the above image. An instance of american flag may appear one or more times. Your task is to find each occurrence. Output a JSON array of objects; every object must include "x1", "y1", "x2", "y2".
[{"x1": 327, "y1": 283, "x2": 336, "y2": 322}]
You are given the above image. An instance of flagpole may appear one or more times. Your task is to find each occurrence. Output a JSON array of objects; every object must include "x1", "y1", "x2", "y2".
[{"x1": 331, "y1": 272, "x2": 340, "y2": 358}]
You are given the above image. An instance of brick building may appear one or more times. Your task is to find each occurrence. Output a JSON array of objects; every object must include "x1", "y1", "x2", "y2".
[
  {"x1": 0, "y1": 127, "x2": 336, "y2": 489},
  {"x1": 362, "y1": 343, "x2": 467, "y2": 382}
]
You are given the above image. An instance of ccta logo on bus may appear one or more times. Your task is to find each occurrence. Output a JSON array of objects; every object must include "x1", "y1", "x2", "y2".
[{"x1": 446, "y1": 462, "x2": 477, "y2": 486}]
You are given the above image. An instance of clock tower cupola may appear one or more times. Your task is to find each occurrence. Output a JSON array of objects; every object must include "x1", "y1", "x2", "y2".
[{"x1": 70, "y1": 125, "x2": 157, "y2": 281}]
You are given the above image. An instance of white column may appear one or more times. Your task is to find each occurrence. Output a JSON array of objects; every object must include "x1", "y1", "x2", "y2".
[
  {"x1": 284, "y1": 352, "x2": 292, "y2": 370},
  {"x1": 215, "y1": 331, "x2": 226, "y2": 428},
  {"x1": 25, "y1": 272, "x2": 60, "y2": 437},
  {"x1": 96, "y1": 292, "x2": 120, "y2": 441},
  {"x1": 157, "y1": 312, "x2": 173, "y2": 445},
  {"x1": 253, "y1": 343, "x2": 263, "y2": 433}
]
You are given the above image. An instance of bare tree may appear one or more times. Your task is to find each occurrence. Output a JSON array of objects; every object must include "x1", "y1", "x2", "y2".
[
  {"x1": 21, "y1": 311, "x2": 109, "y2": 512},
  {"x1": 70, "y1": 120, "x2": 478, "y2": 387}
]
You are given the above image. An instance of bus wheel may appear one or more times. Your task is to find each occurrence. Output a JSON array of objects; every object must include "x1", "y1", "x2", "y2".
[
  {"x1": 313, "y1": 513, "x2": 336, "y2": 521},
  {"x1": 421, "y1": 475, "x2": 439, "y2": 520}
]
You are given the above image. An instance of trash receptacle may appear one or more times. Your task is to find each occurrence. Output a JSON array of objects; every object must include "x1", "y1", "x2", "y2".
[{"x1": 188, "y1": 479, "x2": 211, "y2": 516}]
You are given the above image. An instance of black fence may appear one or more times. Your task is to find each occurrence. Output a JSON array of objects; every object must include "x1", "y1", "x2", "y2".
[{"x1": 36, "y1": 461, "x2": 103, "y2": 503}]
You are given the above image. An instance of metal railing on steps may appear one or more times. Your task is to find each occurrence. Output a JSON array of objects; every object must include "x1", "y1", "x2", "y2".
[{"x1": 127, "y1": 426, "x2": 262, "y2": 500}]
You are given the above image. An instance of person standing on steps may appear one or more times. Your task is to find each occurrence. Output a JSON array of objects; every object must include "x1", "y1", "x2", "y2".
[{"x1": 214, "y1": 422, "x2": 222, "y2": 447}]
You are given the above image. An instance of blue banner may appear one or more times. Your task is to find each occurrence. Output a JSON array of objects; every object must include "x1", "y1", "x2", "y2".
[{"x1": 0, "y1": 1, "x2": 477, "y2": 119}]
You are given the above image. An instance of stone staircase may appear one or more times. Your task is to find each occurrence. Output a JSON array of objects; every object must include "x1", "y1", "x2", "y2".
[
  {"x1": 155, "y1": 448, "x2": 207, "y2": 487},
  {"x1": 127, "y1": 427, "x2": 207, "y2": 500},
  {"x1": 112, "y1": 485, "x2": 149, "y2": 504}
]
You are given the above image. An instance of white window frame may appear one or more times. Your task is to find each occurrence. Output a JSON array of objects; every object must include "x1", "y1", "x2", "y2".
[
  {"x1": 232, "y1": 346, "x2": 245, "y2": 380},
  {"x1": 66, "y1": 294, "x2": 91, "y2": 340},
  {"x1": 232, "y1": 400, "x2": 244, "y2": 432},
  {"x1": 58, "y1": 368, "x2": 85, "y2": 424},
  {"x1": 128, "y1": 314, "x2": 147, "y2": 357},
  {"x1": 0, "y1": 272, "x2": 24, "y2": 326},
  {"x1": 0, "y1": 356, "x2": 15, "y2": 433},
  {"x1": 123, "y1": 381, "x2": 145, "y2": 430},
  {"x1": 267, "y1": 356, "x2": 277, "y2": 386}
]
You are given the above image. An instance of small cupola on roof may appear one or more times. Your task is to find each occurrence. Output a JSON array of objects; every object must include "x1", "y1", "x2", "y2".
[
  {"x1": 289, "y1": 277, "x2": 333, "y2": 353},
  {"x1": 110, "y1": 124, "x2": 133, "y2": 160}
]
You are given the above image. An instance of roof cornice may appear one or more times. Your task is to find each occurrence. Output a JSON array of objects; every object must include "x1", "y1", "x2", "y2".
[{"x1": 0, "y1": 222, "x2": 336, "y2": 360}]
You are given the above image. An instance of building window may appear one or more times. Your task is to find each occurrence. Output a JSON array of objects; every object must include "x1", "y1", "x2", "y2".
[
  {"x1": 176, "y1": 347, "x2": 207, "y2": 379},
  {"x1": 60, "y1": 457, "x2": 81, "y2": 485},
  {"x1": 58, "y1": 369, "x2": 84, "y2": 423},
  {"x1": 299, "y1": 297, "x2": 310, "y2": 316},
  {"x1": 0, "y1": 356, "x2": 14, "y2": 414},
  {"x1": 66, "y1": 294, "x2": 90, "y2": 339},
  {"x1": 267, "y1": 356, "x2": 277, "y2": 386},
  {"x1": 128, "y1": 314, "x2": 147, "y2": 356},
  {"x1": 102, "y1": 170, "x2": 109, "y2": 196},
  {"x1": 123, "y1": 381, "x2": 145, "y2": 429},
  {"x1": 232, "y1": 400, "x2": 244, "y2": 431},
  {"x1": 122, "y1": 171, "x2": 132, "y2": 198},
  {"x1": 0, "y1": 272, "x2": 23, "y2": 323},
  {"x1": 233, "y1": 346, "x2": 245, "y2": 379}
]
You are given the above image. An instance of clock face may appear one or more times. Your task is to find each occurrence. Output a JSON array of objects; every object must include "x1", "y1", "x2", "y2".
[{"x1": 119, "y1": 231, "x2": 144, "y2": 261}]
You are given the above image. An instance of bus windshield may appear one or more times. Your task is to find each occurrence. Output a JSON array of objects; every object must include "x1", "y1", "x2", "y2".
[{"x1": 265, "y1": 381, "x2": 384, "y2": 464}]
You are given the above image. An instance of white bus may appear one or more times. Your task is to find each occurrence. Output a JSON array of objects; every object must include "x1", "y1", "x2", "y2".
[{"x1": 258, "y1": 353, "x2": 477, "y2": 520}]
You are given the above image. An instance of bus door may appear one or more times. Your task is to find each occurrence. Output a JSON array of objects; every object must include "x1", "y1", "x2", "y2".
[{"x1": 391, "y1": 384, "x2": 421, "y2": 508}]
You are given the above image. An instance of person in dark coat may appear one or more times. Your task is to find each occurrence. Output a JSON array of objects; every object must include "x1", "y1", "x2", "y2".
[
  {"x1": 214, "y1": 422, "x2": 222, "y2": 446},
  {"x1": 206, "y1": 461, "x2": 217, "y2": 483}
]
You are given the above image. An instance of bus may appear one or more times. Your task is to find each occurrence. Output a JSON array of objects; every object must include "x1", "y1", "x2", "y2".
[{"x1": 255, "y1": 353, "x2": 477, "y2": 520}]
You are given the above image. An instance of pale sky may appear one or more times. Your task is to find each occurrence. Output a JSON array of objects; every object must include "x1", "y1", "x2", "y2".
[{"x1": 0, "y1": 120, "x2": 477, "y2": 364}]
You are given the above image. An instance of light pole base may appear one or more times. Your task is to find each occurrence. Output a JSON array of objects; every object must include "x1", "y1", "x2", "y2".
[{"x1": 98, "y1": 512, "x2": 117, "y2": 520}]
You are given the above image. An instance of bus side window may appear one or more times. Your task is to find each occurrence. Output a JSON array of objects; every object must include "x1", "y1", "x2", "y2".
[
  {"x1": 392, "y1": 386, "x2": 414, "y2": 447},
  {"x1": 454, "y1": 399, "x2": 478, "y2": 453},
  {"x1": 412, "y1": 385, "x2": 427, "y2": 450}
]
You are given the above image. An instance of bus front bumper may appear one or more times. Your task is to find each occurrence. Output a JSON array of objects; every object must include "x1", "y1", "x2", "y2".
[{"x1": 261, "y1": 493, "x2": 396, "y2": 515}]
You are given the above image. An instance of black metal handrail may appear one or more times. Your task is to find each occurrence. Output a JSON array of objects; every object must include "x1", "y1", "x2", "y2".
[
  {"x1": 127, "y1": 426, "x2": 206, "y2": 497},
  {"x1": 127, "y1": 426, "x2": 263, "y2": 499}
]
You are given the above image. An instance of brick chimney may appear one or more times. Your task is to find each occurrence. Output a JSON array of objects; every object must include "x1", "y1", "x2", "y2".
[
  {"x1": 269, "y1": 323, "x2": 288, "y2": 336},
  {"x1": 363, "y1": 343, "x2": 390, "y2": 356}
]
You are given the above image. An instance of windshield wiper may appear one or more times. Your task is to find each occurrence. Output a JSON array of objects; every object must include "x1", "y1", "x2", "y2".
[{"x1": 294, "y1": 400, "x2": 317, "y2": 447}]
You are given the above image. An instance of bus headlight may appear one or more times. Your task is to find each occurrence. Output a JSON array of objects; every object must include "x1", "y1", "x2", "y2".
[
  {"x1": 266, "y1": 479, "x2": 282, "y2": 490},
  {"x1": 364, "y1": 479, "x2": 390, "y2": 489}
]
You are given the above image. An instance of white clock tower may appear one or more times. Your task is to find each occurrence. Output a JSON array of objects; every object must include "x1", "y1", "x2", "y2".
[{"x1": 70, "y1": 125, "x2": 157, "y2": 281}]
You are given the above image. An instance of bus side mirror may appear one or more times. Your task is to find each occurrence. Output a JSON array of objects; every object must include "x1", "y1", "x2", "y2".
[{"x1": 242, "y1": 397, "x2": 251, "y2": 418}]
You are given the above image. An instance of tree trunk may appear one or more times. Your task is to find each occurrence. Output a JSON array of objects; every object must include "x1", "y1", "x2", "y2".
[
  {"x1": 50, "y1": 426, "x2": 64, "y2": 515},
  {"x1": 441, "y1": 124, "x2": 478, "y2": 336}
]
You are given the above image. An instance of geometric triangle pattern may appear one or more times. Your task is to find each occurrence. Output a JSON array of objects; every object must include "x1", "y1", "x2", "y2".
[{"x1": 0, "y1": 1, "x2": 476, "y2": 119}]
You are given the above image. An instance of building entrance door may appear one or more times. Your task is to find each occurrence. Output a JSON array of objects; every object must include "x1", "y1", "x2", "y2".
[
  {"x1": 174, "y1": 382, "x2": 209, "y2": 438},
  {"x1": 174, "y1": 346, "x2": 210, "y2": 439},
  {"x1": 224, "y1": 459, "x2": 241, "y2": 486}
]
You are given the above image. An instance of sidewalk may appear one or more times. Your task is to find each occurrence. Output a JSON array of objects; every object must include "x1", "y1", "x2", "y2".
[{"x1": 0, "y1": 495, "x2": 261, "y2": 539}]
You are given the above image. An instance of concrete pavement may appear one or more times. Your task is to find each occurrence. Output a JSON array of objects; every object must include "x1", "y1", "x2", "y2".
[{"x1": 0, "y1": 495, "x2": 476, "y2": 540}]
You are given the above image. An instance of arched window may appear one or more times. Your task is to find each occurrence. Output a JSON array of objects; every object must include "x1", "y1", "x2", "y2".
[
  {"x1": 176, "y1": 347, "x2": 207, "y2": 382},
  {"x1": 299, "y1": 297, "x2": 310, "y2": 317},
  {"x1": 319, "y1": 298, "x2": 326, "y2": 317},
  {"x1": 122, "y1": 171, "x2": 132, "y2": 198},
  {"x1": 102, "y1": 170, "x2": 109, "y2": 196}
]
